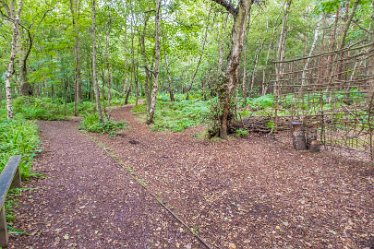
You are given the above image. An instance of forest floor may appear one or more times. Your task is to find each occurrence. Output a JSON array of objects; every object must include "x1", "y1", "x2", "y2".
[{"x1": 10, "y1": 105, "x2": 374, "y2": 249}]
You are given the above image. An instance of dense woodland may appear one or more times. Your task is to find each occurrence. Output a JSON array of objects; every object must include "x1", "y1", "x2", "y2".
[
  {"x1": 0, "y1": 0, "x2": 373, "y2": 170},
  {"x1": 0, "y1": 1, "x2": 374, "y2": 248}
]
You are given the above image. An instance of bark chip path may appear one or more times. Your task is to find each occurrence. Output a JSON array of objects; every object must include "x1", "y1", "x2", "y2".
[{"x1": 10, "y1": 120, "x2": 203, "y2": 249}]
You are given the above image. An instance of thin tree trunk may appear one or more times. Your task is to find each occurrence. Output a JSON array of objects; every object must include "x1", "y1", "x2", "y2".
[
  {"x1": 300, "y1": 19, "x2": 320, "y2": 91},
  {"x1": 105, "y1": 4, "x2": 112, "y2": 107},
  {"x1": 164, "y1": 51, "x2": 175, "y2": 102},
  {"x1": 124, "y1": 82, "x2": 131, "y2": 105},
  {"x1": 91, "y1": 0, "x2": 103, "y2": 122},
  {"x1": 4, "y1": 0, "x2": 23, "y2": 119},
  {"x1": 250, "y1": 44, "x2": 264, "y2": 94},
  {"x1": 19, "y1": 28, "x2": 33, "y2": 95},
  {"x1": 338, "y1": 0, "x2": 359, "y2": 81},
  {"x1": 274, "y1": 0, "x2": 292, "y2": 130},
  {"x1": 262, "y1": 42, "x2": 272, "y2": 95},
  {"x1": 139, "y1": 13, "x2": 151, "y2": 110},
  {"x1": 146, "y1": 0, "x2": 161, "y2": 124},
  {"x1": 340, "y1": 0, "x2": 359, "y2": 49},
  {"x1": 70, "y1": 0, "x2": 81, "y2": 116},
  {"x1": 135, "y1": 63, "x2": 139, "y2": 105},
  {"x1": 242, "y1": 42, "x2": 248, "y2": 100},
  {"x1": 129, "y1": 6, "x2": 139, "y2": 106},
  {"x1": 275, "y1": 0, "x2": 292, "y2": 86},
  {"x1": 185, "y1": 5, "x2": 212, "y2": 100}
]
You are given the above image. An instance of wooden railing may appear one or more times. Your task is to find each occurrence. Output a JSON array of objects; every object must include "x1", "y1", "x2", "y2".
[{"x1": 0, "y1": 156, "x2": 21, "y2": 247}]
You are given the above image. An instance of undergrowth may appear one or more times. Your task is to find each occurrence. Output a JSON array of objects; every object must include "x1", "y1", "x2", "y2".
[
  {"x1": 132, "y1": 93, "x2": 210, "y2": 132},
  {"x1": 79, "y1": 113, "x2": 124, "y2": 135},
  {"x1": 0, "y1": 119, "x2": 39, "y2": 179}
]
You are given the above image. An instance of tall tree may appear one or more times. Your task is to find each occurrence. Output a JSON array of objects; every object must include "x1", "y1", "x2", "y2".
[
  {"x1": 147, "y1": 0, "x2": 161, "y2": 124},
  {"x1": 1, "y1": 0, "x2": 23, "y2": 119},
  {"x1": 184, "y1": 5, "x2": 212, "y2": 100},
  {"x1": 91, "y1": 0, "x2": 103, "y2": 122},
  {"x1": 70, "y1": 0, "x2": 82, "y2": 116},
  {"x1": 211, "y1": 0, "x2": 253, "y2": 138}
]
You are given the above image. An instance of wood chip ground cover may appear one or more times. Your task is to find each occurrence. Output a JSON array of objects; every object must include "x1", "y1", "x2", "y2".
[{"x1": 9, "y1": 106, "x2": 374, "y2": 248}]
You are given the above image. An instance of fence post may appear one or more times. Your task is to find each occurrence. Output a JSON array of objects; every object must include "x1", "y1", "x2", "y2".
[
  {"x1": 0, "y1": 207, "x2": 8, "y2": 247},
  {"x1": 11, "y1": 167, "x2": 21, "y2": 188}
]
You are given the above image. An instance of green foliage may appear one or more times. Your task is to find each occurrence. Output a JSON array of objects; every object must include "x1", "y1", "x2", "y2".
[
  {"x1": 0, "y1": 97, "x2": 100, "y2": 121},
  {"x1": 79, "y1": 114, "x2": 124, "y2": 135},
  {"x1": 12, "y1": 97, "x2": 67, "y2": 120},
  {"x1": 133, "y1": 94, "x2": 210, "y2": 132},
  {"x1": 248, "y1": 94, "x2": 274, "y2": 109},
  {"x1": 235, "y1": 128, "x2": 249, "y2": 138},
  {"x1": 0, "y1": 119, "x2": 39, "y2": 179}
]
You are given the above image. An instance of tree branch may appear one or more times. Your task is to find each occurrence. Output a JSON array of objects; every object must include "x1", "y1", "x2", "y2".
[{"x1": 210, "y1": 0, "x2": 238, "y2": 16}]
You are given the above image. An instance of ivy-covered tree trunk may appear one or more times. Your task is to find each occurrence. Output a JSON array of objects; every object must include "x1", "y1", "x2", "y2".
[
  {"x1": 91, "y1": 0, "x2": 103, "y2": 122},
  {"x1": 212, "y1": 0, "x2": 253, "y2": 139},
  {"x1": 4, "y1": 0, "x2": 23, "y2": 119},
  {"x1": 146, "y1": 0, "x2": 161, "y2": 125}
]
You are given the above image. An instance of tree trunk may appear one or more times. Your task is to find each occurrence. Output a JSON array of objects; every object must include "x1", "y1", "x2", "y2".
[
  {"x1": 124, "y1": 82, "x2": 131, "y2": 105},
  {"x1": 250, "y1": 44, "x2": 264, "y2": 94},
  {"x1": 105, "y1": 5, "x2": 112, "y2": 107},
  {"x1": 19, "y1": 28, "x2": 33, "y2": 96},
  {"x1": 274, "y1": 0, "x2": 292, "y2": 130},
  {"x1": 242, "y1": 41, "x2": 248, "y2": 100},
  {"x1": 218, "y1": 0, "x2": 231, "y2": 71},
  {"x1": 70, "y1": 0, "x2": 81, "y2": 116},
  {"x1": 129, "y1": 2, "x2": 137, "y2": 106},
  {"x1": 164, "y1": 51, "x2": 175, "y2": 102},
  {"x1": 139, "y1": 13, "x2": 152, "y2": 110},
  {"x1": 91, "y1": 0, "x2": 103, "y2": 122},
  {"x1": 300, "y1": 19, "x2": 320, "y2": 91},
  {"x1": 4, "y1": 0, "x2": 23, "y2": 119},
  {"x1": 275, "y1": 0, "x2": 292, "y2": 85},
  {"x1": 212, "y1": 0, "x2": 253, "y2": 138},
  {"x1": 340, "y1": 0, "x2": 359, "y2": 49},
  {"x1": 135, "y1": 63, "x2": 139, "y2": 105},
  {"x1": 338, "y1": 0, "x2": 359, "y2": 81},
  {"x1": 146, "y1": 0, "x2": 161, "y2": 125},
  {"x1": 185, "y1": 5, "x2": 212, "y2": 100}
]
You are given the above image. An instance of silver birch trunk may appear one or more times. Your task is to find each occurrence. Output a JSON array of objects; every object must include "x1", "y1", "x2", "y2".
[
  {"x1": 4, "y1": 0, "x2": 23, "y2": 119},
  {"x1": 300, "y1": 20, "x2": 320, "y2": 90},
  {"x1": 91, "y1": 0, "x2": 103, "y2": 122},
  {"x1": 146, "y1": 0, "x2": 161, "y2": 124}
]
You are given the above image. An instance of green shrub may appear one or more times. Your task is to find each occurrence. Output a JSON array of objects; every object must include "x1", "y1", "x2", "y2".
[
  {"x1": 79, "y1": 113, "x2": 124, "y2": 135},
  {"x1": 132, "y1": 98, "x2": 211, "y2": 132},
  {"x1": 253, "y1": 94, "x2": 274, "y2": 108},
  {"x1": 12, "y1": 96, "x2": 67, "y2": 120},
  {"x1": 0, "y1": 119, "x2": 39, "y2": 179},
  {"x1": 235, "y1": 128, "x2": 249, "y2": 137}
]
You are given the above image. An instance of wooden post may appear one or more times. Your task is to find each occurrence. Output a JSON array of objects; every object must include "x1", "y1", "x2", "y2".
[
  {"x1": 0, "y1": 207, "x2": 8, "y2": 247},
  {"x1": 291, "y1": 121, "x2": 307, "y2": 150},
  {"x1": 11, "y1": 167, "x2": 21, "y2": 188}
]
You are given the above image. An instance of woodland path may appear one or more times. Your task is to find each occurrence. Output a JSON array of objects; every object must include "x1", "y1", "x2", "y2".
[
  {"x1": 10, "y1": 106, "x2": 374, "y2": 249},
  {"x1": 10, "y1": 117, "x2": 204, "y2": 248}
]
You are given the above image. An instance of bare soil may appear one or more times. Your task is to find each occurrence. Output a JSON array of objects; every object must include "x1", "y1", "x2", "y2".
[{"x1": 10, "y1": 106, "x2": 374, "y2": 249}]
